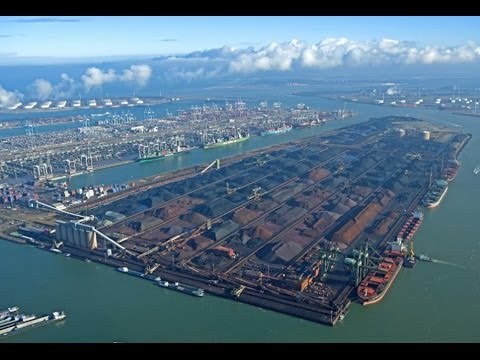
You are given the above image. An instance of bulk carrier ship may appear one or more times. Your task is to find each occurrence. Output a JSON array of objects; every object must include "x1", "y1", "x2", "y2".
[{"x1": 158, "y1": 279, "x2": 204, "y2": 297}]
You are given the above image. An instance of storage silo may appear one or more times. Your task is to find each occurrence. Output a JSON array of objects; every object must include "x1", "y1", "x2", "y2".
[
  {"x1": 73, "y1": 225, "x2": 81, "y2": 246},
  {"x1": 60, "y1": 222, "x2": 68, "y2": 242},
  {"x1": 80, "y1": 228, "x2": 88, "y2": 248},
  {"x1": 66, "y1": 223, "x2": 75, "y2": 245}
]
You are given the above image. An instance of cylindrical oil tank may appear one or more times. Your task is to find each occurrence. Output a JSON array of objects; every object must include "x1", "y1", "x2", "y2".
[{"x1": 423, "y1": 130, "x2": 431, "y2": 140}]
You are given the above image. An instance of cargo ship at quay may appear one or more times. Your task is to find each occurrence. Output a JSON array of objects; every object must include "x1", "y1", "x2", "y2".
[
  {"x1": 443, "y1": 160, "x2": 460, "y2": 181},
  {"x1": 158, "y1": 280, "x2": 204, "y2": 297},
  {"x1": 136, "y1": 146, "x2": 193, "y2": 163},
  {"x1": 202, "y1": 132, "x2": 250, "y2": 149},
  {"x1": 357, "y1": 250, "x2": 404, "y2": 305},
  {"x1": 357, "y1": 210, "x2": 424, "y2": 304},
  {"x1": 117, "y1": 267, "x2": 160, "y2": 281},
  {"x1": 2, "y1": 116, "x2": 471, "y2": 326},
  {"x1": 423, "y1": 180, "x2": 448, "y2": 208},
  {"x1": 261, "y1": 124, "x2": 293, "y2": 136}
]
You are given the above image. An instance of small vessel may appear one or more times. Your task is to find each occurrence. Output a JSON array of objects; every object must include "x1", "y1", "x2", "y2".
[
  {"x1": 117, "y1": 267, "x2": 160, "y2": 282},
  {"x1": 0, "y1": 307, "x2": 19, "y2": 319},
  {"x1": 157, "y1": 279, "x2": 204, "y2": 297},
  {"x1": 473, "y1": 164, "x2": 480, "y2": 175},
  {"x1": 50, "y1": 248, "x2": 62, "y2": 254},
  {"x1": 416, "y1": 254, "x2": 433, "y2": 262}
]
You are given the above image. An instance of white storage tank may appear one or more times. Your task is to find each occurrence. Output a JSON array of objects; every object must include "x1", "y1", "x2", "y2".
[{"x1": 423, "y1": 130, "x2": 431, "y2": 140}]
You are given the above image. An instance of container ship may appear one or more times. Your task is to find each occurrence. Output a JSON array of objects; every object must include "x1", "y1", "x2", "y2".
[
  {"x1": 0, "y1": 309, "x2": 66, "y2": 337},
  {"x1": 158, "y1": 279, "x2": 204, "y2": 297},
  {"x1": 443, "y1": 160, "x2": 460, "y2": 181},
  {"x1": 357, "y1": 250, "x2": 403, "y2": 305},
  {"x1": 202, "y1": 132, "x2": 249, "y2": 149},
  {"x1": 117, "y1": 267, "x2": 160, "y2": 282},
  {"x1": 422, "y1": 180, "x2": 448, "y2": 208},
  {"x1": 136, "y1": 146, "x2": 192, "y2": 163},
  {"x1": 261, "y1": 124, "x2": 293, "y2": 136}
]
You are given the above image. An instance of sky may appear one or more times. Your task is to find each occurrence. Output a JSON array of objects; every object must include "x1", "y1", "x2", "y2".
[
  {"x1": 1, "y1": 16, "x2": 480, "y2": 60},
  {"x1": 0, "y1": 16, "x2": 480, "y2": 107}
]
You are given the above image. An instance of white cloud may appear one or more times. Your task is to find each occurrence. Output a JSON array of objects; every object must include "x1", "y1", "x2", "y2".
[
  {"x1": 0, "y1": 85, "x2": 23, "y2": 108},
  {"x1": 160, "y1": 38, "x2": 480, "y2": 76},
  {"x1": 119, "y1": 64, "x2": 152, "y2": 86},
  {"x1": 81, "y1": 64, "x2": 152, "y2": 90},
  {"x1": 386, "y1": 87, "x2": 399, "y2": 95},
  {"x1": 28, "y1": 73, "x2": 80, "y2": 100},
  {"x1": 29, "y1": 79, "x2": 53, "y2": 100}
]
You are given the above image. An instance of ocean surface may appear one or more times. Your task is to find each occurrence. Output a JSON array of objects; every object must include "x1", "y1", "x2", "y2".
[{"x1": 1, "y1": 89, "x2": 480, "y2": 342}]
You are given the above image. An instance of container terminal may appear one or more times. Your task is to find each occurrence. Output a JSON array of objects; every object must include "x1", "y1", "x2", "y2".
[
  {"x1": 0, "y1": 100, "x2": 352, "y2": 184},
  {"x1": 0, "y1": 116, "x2": 470, "y2": 326}
]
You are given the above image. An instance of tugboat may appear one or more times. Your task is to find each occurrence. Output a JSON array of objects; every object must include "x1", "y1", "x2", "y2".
[{"x1": 416, "y1": 254, "x2": 434, "y2": 262}]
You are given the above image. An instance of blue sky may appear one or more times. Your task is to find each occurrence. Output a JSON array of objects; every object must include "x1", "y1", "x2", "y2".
[
  {"x1": 1, "y1": 16, "x2": 480, "y2": 107},
  {"x1": 1, "y1": 16, "x2": 479, "y2": 60}
]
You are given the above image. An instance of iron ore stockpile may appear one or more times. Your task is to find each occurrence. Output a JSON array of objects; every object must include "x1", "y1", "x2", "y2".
[{"x1": 1, "y1": 116, "x2": 470, "y2": 326}]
